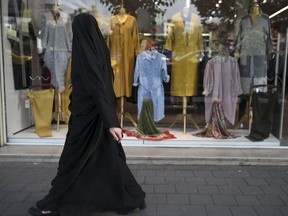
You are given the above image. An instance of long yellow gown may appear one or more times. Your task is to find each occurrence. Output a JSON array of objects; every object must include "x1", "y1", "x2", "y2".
[
  {"x1": 107, "y1": 15, "x2": 140, "y2": 97},
  {"x1": 165, "y1": 12, "x2": 204, "y2": 96}
]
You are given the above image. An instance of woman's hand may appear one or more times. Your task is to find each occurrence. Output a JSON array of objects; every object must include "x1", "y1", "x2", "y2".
[{"x1": 109, "y1": 127, "x2": 122, "y2": 143}]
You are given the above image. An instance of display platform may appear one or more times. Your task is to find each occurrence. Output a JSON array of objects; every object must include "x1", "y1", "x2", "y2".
[{"x1": 8, "y1": 125, "x2": 280, "y2": 148}]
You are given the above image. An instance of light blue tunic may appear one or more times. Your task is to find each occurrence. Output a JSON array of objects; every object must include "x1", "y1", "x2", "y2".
[{"x1": 133, "y1": 50, "x2": 170, "y2": 122}]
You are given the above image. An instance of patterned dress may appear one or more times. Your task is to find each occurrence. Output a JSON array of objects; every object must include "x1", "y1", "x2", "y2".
[{"x1": 235, "y1": 12, "x2": 272, "y2": 94}]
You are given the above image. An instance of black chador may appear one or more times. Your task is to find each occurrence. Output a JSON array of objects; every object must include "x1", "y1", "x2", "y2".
[{"x1": 33, "y1": 13, "x2": 145, "y2": 215}]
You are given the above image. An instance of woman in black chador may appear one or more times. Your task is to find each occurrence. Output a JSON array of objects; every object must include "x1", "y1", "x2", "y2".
[{"x1": 29, "y1": 13, "x2": 146, "y2": 216}]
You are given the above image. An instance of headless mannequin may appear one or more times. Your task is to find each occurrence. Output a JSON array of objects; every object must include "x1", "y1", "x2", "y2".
[
  {"x1": 169, "y1": 4, "x2": 200, "y2": 134},
  {"x1": 113, "y1": 4, "x2": 137, "y2": 128},
  {"x1": 234, "y1": 2, "x2": 264, "y2": 129}
]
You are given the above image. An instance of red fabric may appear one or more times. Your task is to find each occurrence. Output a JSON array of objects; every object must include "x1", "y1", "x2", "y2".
[{"x1": 123, "y1": 130, "x2": 176, "y2": 141}]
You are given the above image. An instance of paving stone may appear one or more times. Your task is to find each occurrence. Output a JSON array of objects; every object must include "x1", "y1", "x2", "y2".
[
  {"x1": 1, "y1": 192, "x2": 30, "y2": 203},
  {"x1": 205, "y1": 178, "x2": 227, "y2": 186},
  {"x1": 165, "y1": 176, "x2": 185, "y2": 184},
  {"x1": 244, "y1": 177, "x2": 268, "y2": 186},
  {"x1": 174, "y1": 170, "x2": 194, "y2": 177},
  {"x1": 260, "y1": 185, "x2": 287, "y2": 195},
  {"x1": 249, "y1": 170, "x2": 271, "y2": 178},
  {"x1": 269, "y1": 171, "x2": 288, "y2": 178},
  {"x1": 1, "y1": 202, "x2": 33, "y2": 216},
  {"x1": 197, "y1": 185, "x2": 220, "y2": 194},
  {"x1": 225, "y1": 178, "x2": 247, "y2": 186},
  {"x1": 0, "y1": 192, "x2": 7, "y2": 201},
  {"x1": 185, "y1": 177, "x2": 206, "y2": 185},
  {"x1": 144, "y1": 177, "x2": 165, "y2": 185},
  {"x1": 234, "y1": 195, "x2": 261, "y2": 206},
  {"x1": 145, "y1": 194, "x2": 166, "y2": 204},
  {"x1": 2, "y1": 163, "x2": 288, "y2": 216},
  {"x1": 194, "y1": 171, "x2": 214, "y2": 178},
  {"x1": 256, "y1": 195, "x2": 285, "y2": 206},
  {"x1": 137, "y1": 170, "x2": 156, "y2": 177},
  {"x1": 175, "y1": 184, "x2": 197, "y2": 194},
  {"x1": 181, "y1": 206, "x2": 206, "y2": 216},
  {"x1": 229, "y1": 206, "x2": 257, "y2": 216},
  {"x1": 1, "y1": 183, "x2": 26, "y2": 192},
  {"x1": 278, "y1": 195, "x2": 288, "y2": 205},
  {"x1": 280, "y1": 185, "x2": 288, "y2": 195},
  {"x1": 218, "y1": 186, "x2": 241, "y2": 194},
  {"x1": 264, "y1": 178, "x2": 288, "y2": 185},
  {"x1": 155, "y1": 170, "x2": 175, "y2": 177},
  {"x1": 22, "y1": 183, "x2": 49, "y2": 192},
  {"x1": 167, "y1": 194, "x2": 189, "y2": 204},
  {"x1": 238, "y1": 185, "x2": 264, "y2": 195},
  {"x1": 157, "y1": 205, "x2": 181, "y2": 216},
  {"x1": 212, "y1": 171, "x2": 234, "y2": 178},
  {"x1": 212, "y1": 195, "x2": 237, "y2": 206},
  {"x1": 0, "y1": 203, "x2": 9, "y2": 215},
  {"x1": 189, "y1": 195, "x2": 213, "y2": 205},
  {"x1": 279, "y1": 207, "x2": 288, "y2": 215},
  {"x1": 154, "y1": 185, "x2": 175, "y2": 193},
  {"x1": 254, "y1": 207, "x2": 284, "y2": 216},
  {"x1": 205, "y1": 206, "x2": 232, "y2": 216}
]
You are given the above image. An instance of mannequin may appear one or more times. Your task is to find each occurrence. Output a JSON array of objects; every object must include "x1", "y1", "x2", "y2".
[
  {"x1": 39, "y1": 3, "x2": 72, "y2": 129},
  {"x1": 165, "y1": 1, "x2": 203, "y2": 133},
  {"x1": 234, "y1": 0, "x2": 272, "y2": 95},
  {"x1": 234, "y1": 0, "x2": 272, "y2": 128},
  {"x1": 90, "y1": 5, "x2": 109, "y2": 38},
  {"x1": 107, "y1": 2, "x2": 140, "y2": 127}
]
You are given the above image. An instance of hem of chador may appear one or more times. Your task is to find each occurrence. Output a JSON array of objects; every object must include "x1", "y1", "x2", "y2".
[{"x1": 36, "y1": 197, "x2": 146, "y2": 214}]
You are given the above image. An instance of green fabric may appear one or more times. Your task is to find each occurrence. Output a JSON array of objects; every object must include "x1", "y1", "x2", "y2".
[{"x1": 136, "y1": 99, "x2": 159, "y2": 135}]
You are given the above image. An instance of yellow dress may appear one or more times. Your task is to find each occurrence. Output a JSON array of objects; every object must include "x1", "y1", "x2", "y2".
[
  {"x1": 165, "y1": 12, "x2": 203, "y2": 96},
  {"x1": 107, "y1": 14, "x2": 140, "y2": 97}
]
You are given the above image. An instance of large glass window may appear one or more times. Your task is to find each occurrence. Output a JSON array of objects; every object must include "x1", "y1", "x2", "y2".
[{"x1": 1, "y1": 0, "x2": 287, "y2": 146}]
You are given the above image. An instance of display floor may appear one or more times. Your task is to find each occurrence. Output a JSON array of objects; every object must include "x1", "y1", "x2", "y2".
[{"x1": 9, "y1": 124, "x2": 280, "y2": 148}]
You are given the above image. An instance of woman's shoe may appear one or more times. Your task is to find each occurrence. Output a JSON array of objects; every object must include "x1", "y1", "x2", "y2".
[
  {"x1": 29, "y1": 207, "x2": 58, "y2": 216},
  {"x1": 117, "y1": 200, "x2": 146, "y2": 215}
]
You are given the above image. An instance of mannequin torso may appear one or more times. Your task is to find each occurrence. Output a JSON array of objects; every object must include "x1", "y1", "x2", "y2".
[{"x1": 116, "y1": 7, "x2": 127, "y2": 23}]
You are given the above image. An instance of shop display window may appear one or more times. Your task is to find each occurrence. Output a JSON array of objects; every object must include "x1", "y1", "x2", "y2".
[{"x1": 0, "y1": 0, "x2": 287, "y2": 146}]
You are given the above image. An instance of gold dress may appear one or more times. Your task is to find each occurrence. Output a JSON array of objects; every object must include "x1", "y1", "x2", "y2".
[
  {"x1": 107, "y1": 14, "x2": 140, "y2": 97},
  {"x1": 165, "y1": 12, "x2": 203, "y2": 96}
]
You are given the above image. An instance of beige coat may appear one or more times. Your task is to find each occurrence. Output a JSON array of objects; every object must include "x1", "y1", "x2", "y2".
[
  {"x1": 107, "y1": 15, "x2": 139, "y2": 97},
  {"x1": 165, "y1": 12, "x2": 203, "y2": 96}
]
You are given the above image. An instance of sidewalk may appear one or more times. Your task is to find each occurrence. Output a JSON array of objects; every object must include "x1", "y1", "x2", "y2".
[
  {"x1": 0, "y1": 162, "x2": 288, "y2": 216},
  {"x1": 1, "y1": 145, "x2": 288, "y2": 165}
]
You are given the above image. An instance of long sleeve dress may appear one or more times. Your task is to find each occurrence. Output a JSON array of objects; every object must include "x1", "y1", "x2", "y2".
[
  {"x1": 203, "y1": 56, "x2": 243, "y2": 125},
  {"x1": 235, "y1": 12, "x2": 272, "y2": 94},
  {"x1": 35, "y1": 13, "x2": 145, "y2": 215},
  {"x1": 40, "y1": 11, "x2": 72, "y2": 92},
  {"x1": 107, "y1": 14, "x2": 140, "y2": 97},
  {"x1": 133, "y1": 50, "x2": 170, "y2": 122},
  {"x1": 165, "y1": 11, "x2": 203, "y2": 96}
]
